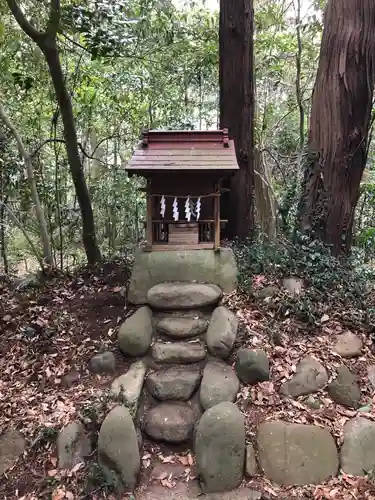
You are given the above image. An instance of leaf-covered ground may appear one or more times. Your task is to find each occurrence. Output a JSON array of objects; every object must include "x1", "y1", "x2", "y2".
[{"x1": 1, "y1": 260, "x2": 375, "y2": 500}]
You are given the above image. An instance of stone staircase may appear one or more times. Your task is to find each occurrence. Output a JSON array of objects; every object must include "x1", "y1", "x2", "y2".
[{"x1": 117, "y1": 282, "x2": 239, "y2": 445}]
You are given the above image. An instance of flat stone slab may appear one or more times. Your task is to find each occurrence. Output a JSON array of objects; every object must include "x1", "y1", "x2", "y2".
[
  {"x1": 340, "y1": 417, "x2": 375, "y2": 476},
  {"x1": 147, "y1": 283, "x2": 222, "y2": 310},
  {"x1": 128, "y1": 248, "x2": 237, "y2": 305},
  {"x1": 0, "y1": 428, "x2": 26, "y2": 475},
  {"x1": 143, "y1": 402, "x2": 196, "y2": 443},
  {"x1": 200, "y1": 361, "x2": 240, "y2": 410},
  {"x1": 151, "y1": 340, "x2": 206, "y2": 364},
  {"x1": 111, "y1": 360, "x2": 147, "y2": 409},
  {"x1": 157, "y1": 315, "x2": 209, "y2": 338},
  {"x1": 146, "y1": 366, "x2": 202, "y2": 401},
  {"x1": 257, "y1": 421, "x2": 339, "y2": 485}
]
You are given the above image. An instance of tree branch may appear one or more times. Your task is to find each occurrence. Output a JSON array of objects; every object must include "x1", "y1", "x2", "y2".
[
  {"x1": 47, "y1": 0, "x2": 61, "y2": 37},
  {"x1": 32, "y1": 137, "x2": 116, "y2": 165},
  {"x1": 5, "y1": 0, "x2": 43, "y2": 41}
]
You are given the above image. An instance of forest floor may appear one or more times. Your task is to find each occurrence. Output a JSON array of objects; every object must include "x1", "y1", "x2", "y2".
[{"x1": 1, "y1": 259, "x2": 375, "y2": 500}]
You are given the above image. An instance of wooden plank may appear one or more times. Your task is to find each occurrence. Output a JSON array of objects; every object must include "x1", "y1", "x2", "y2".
[
  {"x1": 152, "y1": 243, "x2": 214, "y2": 251},
  {"x1": 134, "y1": 140, "x2": 235, "y2": 151},
  {"x1": 129, "y1": 158, "x2": 235, "y2": 163},
  {"x1": 133, "y1": 149, "x2": 235, "y2": 156},
  {"x1": 125, "y1": 163, "x2": 239, "y2": 172},
  {"x1": 146, "y1": 192, "x2": 153, "y2": 247},
  {"x1": 214, "y1": 186, "x2": 220, "y2": 249}
]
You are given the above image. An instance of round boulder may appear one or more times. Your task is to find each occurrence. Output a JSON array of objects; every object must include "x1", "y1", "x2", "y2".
[
  {"x1": 333, "y1": 332, "x2": 363, "y2": 358},
  {"x1": 340, "y1": 417, "x2": 375, "y2": 476},
  {"x1": 280, "y1": 356, "x2": 328, "y2": 398},
  {"x1": 327, "y1": 366, "x2": 361, "y2": 409},
  {"x1": 118, "y1": 306, "x2": 153, "y2": 356},
  {"x1": 200, "y1": 361, "x2": 240, "y2": 410},
  {"x1": 88, "y1": 351, "x2": 116, "y2": 374},
  {"x1": 257, "y1": 421, "x2": 338, "y2": 485},
  {"x1": 57, "y1": 421, "x2": 91, "y2": 469},
  {"x1": 195, "y1": 402, "x2": 245, "y2": 493},
  {"x1": 235, "y1": 348, "x2": 269, "y2": 384},
  {"x1": 147, "y1": 282, "x2": 222, "y2": 310},
  {"x1": 98, "y1": 406, "x2": 140, "y2": 489},
  {"x1": 143, "y1": 402, "x2": 196, "y2": 443},
  {"x1": 206, "y1": 306, "x2": 238, "y2": 359}
]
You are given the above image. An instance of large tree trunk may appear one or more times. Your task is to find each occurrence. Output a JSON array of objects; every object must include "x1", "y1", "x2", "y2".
[
  {"x1": 219, "y1": 0, "x2": 255, "y2": 240},
  {"x1": 298, "y1": 0, "x2": 375, "y2": 255},
  {"x1": 6, "y1": 0, "x2": 102, "y2": 266}
]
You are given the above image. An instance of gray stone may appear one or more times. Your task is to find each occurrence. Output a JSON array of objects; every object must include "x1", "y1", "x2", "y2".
[
  {"x1": 206, "y1": 306, "x2": 238, "y2": 359},
  {"x1": 257, "y1": 421, "x2": 339, "y2": 485},
  {"x1": 327, "y1": 366, "x2": 361, "y2": 409},
  {"x1": 235, "y1": 348, "x2": 269, "y2": 385},
  {"x1": 146, "y1": 366, "x2": 201, "y2": 401},
  {"x1": 88, "y1": 351, "x2": 116, "y2": 374},
  {"x1": 111, "y1": 360, "x2": 146, "y2": 410},
  {"x1": 151, "y1": 340, "x2": 206, "y2": 364},
  {"x1": 57, "y1": 421, "x2": 91, "y2": 469},
  {"x1": 200, "y1": 361, "x2": 240, "y2": 410},
  {"x1": 128, "y1": 248, "x2": 237, "y2": 305},
  {"x1": 138, "y1": 486, "x2": 261, "y2": 500},
  {"x1": 61, "y1": 369, "x2": 80, "y2": 388},
  {"x1": 118, "y1": 306, "x2": 153, "y2": 356},
  {"x1": 245, "y1": 443, "x2": 258, "y2": 477},
  {"x1": 368, "y1": 365, "x2": 375, "y2": 390},
  {"x1": 282, "y1": 277, "x2": 303, "y2": 295},
  {"x1": 280, "y1": 356, "x2": 328, "y2": 398},
  {"x1": 0, "y1": 428, "x2": 26, "y2": 475},
  {"x1": 147, "y1": 283, "x2": 222, "y2": 310},
  {"x1": 340, "y1": 417, "x2": 375, "y2": 476},
  {"x1": 195, "y1": 402, "x2": 245, "y2": 493},
  {"x1": 304, "y1": 395, "x2": 321, "y2": 410},
  {"x1": 256, "y1": 286, "x2": 278, "y2": 299},
  {"x1": 157, "y1": 315, "x2": 208, "y2": 338},
  {"x1": 98, "y1": 406, "x2": 140, "y2": 489},
  {"x1": 333, "y1": 332, "x2": 363, "y2": 358},
  {"x1": 143, "y1": 402, "x2": 196, "y2": 443}
]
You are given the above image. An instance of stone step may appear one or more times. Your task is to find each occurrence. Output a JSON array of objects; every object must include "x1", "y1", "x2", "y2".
[
  {"x1": 147, "y1": 282, "x2": 222, "y2": 310},
  {"x1": 157, "y1": 314, "x2": 209, "y2": 339},
  {"x1": 146, "y1": 366, "x2": 202, "y2": 401},
  {"x1": 151, "y1": 340, "x2": 206, "y2": 364},
  {"x1": 142, "y1": 402, "x2": 197, "y2": 443}
]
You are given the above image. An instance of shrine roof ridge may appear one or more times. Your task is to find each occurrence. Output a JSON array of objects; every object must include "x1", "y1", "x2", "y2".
[{"x1": 126, "y1": 128, "x2": 239, "y2": 174}]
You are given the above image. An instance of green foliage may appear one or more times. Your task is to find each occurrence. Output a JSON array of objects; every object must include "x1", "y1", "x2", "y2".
[
  {"x1": 234, "y1": 233, "x2": 375, "y2": 326},
  {"x1": 85, "y1": 461, "x2": 120, "y2": 495}
]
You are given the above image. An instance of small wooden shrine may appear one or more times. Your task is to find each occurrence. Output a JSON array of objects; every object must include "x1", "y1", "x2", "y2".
[{"x1": 126, "y1": 129, "x2": 239, "y2": 251}]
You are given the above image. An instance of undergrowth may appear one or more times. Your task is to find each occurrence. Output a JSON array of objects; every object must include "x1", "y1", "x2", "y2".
[{"x1": 233, "y1": 234, "x2": 375, "y2": 327}]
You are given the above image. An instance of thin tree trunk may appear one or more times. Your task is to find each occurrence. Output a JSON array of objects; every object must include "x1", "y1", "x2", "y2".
[
  {"x1": 0, "y1": 195, "x2": 9, "y2": 274},
  {"x1": 219, "y1": 0, "x2": 255, "y2": 240},
  {"x1": 0, "y1": 102, "x2": 53, "y2": 268},
  {"x1": 298, "y1": 0, "x2": 375, "y2": 255},
  {"x1": 6, "y1": 0, "x2": 102, "y2": 266}
]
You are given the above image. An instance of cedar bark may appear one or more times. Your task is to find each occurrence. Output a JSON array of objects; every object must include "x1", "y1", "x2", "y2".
[
  {"x1": 219, "y1": 0, "x2": 255, "y2": 240},
  {"x1": 298, "y1": 0, "x2": 375, "y2": 255},
  {"x1": 6, "y1": 0, "x2": 102, "y2": 265}
]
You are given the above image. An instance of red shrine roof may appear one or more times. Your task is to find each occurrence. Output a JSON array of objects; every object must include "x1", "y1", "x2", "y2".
[{"x1": 126, "y1": 129, "x2": 239, "y2": 175}]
